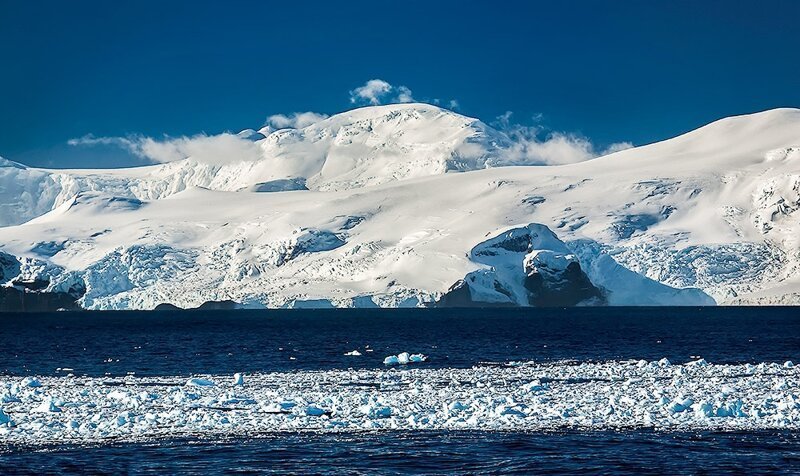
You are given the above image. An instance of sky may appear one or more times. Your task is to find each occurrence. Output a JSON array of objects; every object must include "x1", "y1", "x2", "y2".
[{"x1": 1, "y1": 0, "x2": 799, "y2": 168}]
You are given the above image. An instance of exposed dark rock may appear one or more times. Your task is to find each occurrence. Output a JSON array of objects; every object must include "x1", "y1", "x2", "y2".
[
  {"x1": 152, "y1": 300, "x2": 239, "y2": 311},
  {"x1": 0, "y1": 252, "x2": 21, "y2": 282},
  {"x1": 0, "y1": 286, "x2": 81, "y2": 312},
  {"x1": 195, "y1": 300, "x2": 238, "y2": 310},
  {"x1": 153, "y1": 303, "x2": 182, "y2": 311},
  {"x1": 438, "y1": 279, "x2": 516, "y2": 308},
  {"x1": 524, "y1": 261, "x2": 605, "y2": 307}
]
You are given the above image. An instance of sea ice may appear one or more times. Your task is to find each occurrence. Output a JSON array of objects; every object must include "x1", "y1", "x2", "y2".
[
  {"x1": 1, "y1": 359, "x2": 798, "y2": 447},
  {"x1": 21, "y1": 377, "x2": 41, "y2": 388},
  {"x1": 0, "y1": 408, "x2": 12, "y2": 425}
]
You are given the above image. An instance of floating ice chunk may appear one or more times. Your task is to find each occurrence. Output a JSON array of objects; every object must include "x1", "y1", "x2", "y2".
[
  {"x1": 687, "y1": 358, "x2": 708, "y2": 367},
  {"x1": 524, "y1": 380, "x2": 549, "y2": 392},
  {"x1": 667, "y1": 397, "x2": 694, "y2": 413},
  {"x1": 305, "y1": 405, "x2": 328, "y2": 416},
  {"x1": 233, "y1": 373, "x2": 244, "y2": 386},
  {"x1": 384, "y1": 352, "x2": 427, "y2": 365},
  {"x1": 657, "y1": 358, "x2": 671, "y2": 367},
  {"x1": 500, "y1": 406, "x2": 526, "y2": 418},
  {"x1": 1, "y1": 393, "x2": 21, "y2": 404},
  {"x1": 22, "y1": 377, "x2": 41, "y2": 388},
  {"x1": 344, "y1": 350, "x2": 362, "y2": 356},
  {"x1": 186, "y1": 378, "x2": 215, "y2": 387},
  {"x1": 720, "y1": 385, "x2": 735, "y2": 397},
  {"x1": 693, "y1": 401, "x2": 714, "y2": 418},
  {"x1": 716, "y1": 399, "x2": 747, "y2": 418},
  {"x1": 33, "y1": 398, "x2": 61, "y2": 413},
  {"x1": 107, "y1": 390, "x2": 129, "y2": 401},
  {"x1": 0, "y1": 408, "x2": 12, "y2": 425},
  {"x1": 117, "y1": 411, "x2": 134, "y2": 426},
  {"x1": 360, "y1": 403, "x2": 392, "y2": 419},
  {"x1": 448, "y1": 401, "x2": 468, "y2": 413},
  {"x1": 785, "y1": 361, "x2": 795, "y2": 369}
]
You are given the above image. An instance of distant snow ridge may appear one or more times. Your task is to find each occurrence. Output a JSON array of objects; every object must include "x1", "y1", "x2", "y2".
[
  {"x1": 2, "y1": 106, "x2": 800, "y2": 308},
  {"x1": 0, "y1": 104, "x2": 511, "y2": 227},
  {"x1": 1, "y1": 359, "x2": 798, "y2": 446}
]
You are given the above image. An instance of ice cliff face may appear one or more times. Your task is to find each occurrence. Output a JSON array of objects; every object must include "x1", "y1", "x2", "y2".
[{"x1": 1, "y1": 105, "x2": 799, "y2": 309}]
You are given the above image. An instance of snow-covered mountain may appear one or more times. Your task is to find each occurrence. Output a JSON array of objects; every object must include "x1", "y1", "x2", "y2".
[
  {"x1": 1, "y1": 104, "x2": 799, "y2": 309},
  {"x1": 0, "y1": 104, "x2": 511, "y2": 227}
]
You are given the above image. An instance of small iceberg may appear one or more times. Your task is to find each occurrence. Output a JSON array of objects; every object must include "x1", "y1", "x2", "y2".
[
  {"x1": 0, "y1": 408, "x2": 12, "y2": 425},
  {"x1": 305, "y1": 405, "x2": 329, "y2": 416},
  {"x1": 33, "y1": 399, "x2": 61, "y2": 413},
  {"x1": 344, "y1": 350, "x2": 362, "y2": 356},
  {"x1": 186, "y1": 378, "x2": 215, "y2": 387},
  {"x1": 384, "y1": 352, "x2": 427, "y2": 366},
  {"x1": 686, "y1": 358, "x2": 709, "y2": 367},
  {"x1": 22, "y1": 377, "x2": 42, "y2": 388},
  {"x1": 233, "y1": 373, "x2": 244, "y2": 386}
]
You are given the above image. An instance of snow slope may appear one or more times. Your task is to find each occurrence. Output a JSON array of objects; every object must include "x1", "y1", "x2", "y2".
[
  {"x1": 0, "y1": 104, "x2": 510, "y2": 227},
  {"x1": 1, "y1": 105, "x2": 799, "y2": 308}
]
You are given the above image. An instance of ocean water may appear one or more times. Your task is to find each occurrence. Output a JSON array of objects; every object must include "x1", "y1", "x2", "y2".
[{"x1": 1, "y1": 307, "x2": 799, "y2": 474}]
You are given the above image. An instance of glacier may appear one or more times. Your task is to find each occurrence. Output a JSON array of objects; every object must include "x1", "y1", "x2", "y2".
[{"x1": 1, "y1": 104, "x2": 800, "y2": 309}]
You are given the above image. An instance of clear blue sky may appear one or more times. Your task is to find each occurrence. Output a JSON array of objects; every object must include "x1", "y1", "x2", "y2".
[{"x1": 2, "y1": 0, "x2": 799, "y2": 168}]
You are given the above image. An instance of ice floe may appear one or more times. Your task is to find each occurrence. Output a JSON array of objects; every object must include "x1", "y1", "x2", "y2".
[
  {"x1": 1, "y1": 359, "x2": 799, "y2": 446},
  {"x1": 383, "y1": 352, "x2": 427, "y2": 365}
]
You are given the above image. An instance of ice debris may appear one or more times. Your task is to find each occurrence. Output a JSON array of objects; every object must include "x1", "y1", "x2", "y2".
[
  {"x1": 0, "y1": 359, "x2": 798, "y2": 446},
  {"x1": 21, "y1": 377, "x2": 41, "y2": 388}
]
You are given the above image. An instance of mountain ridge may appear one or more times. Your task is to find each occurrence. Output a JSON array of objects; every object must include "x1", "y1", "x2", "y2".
[{"x1": 1, "y1": 104, "x2": 799, "y2": 309}]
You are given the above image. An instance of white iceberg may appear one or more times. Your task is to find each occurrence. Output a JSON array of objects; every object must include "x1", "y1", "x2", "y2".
[{"x1": 384, "y1": 352, "x2": 427, "y2": 366}]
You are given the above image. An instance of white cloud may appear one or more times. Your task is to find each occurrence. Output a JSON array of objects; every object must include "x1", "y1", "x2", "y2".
[
  {"x1": 602, "y1": 141, "x2": 634, "y2": 155},
  {"x1": 499, "y1": 130, "x2": 595, "y2": 166},
  {"x1": 488, "y1": 113, "x2": 634, "y2": 166},
  {"x1": 395, "y1": 86, "x2": 414, "y2": 103},
  {"x1": 69, "y1": 133, "x2": 263, "y2": 165},
  {"x1": 447, "y1": 99, "x2": 460, "y2": 110},
  {"x1": 349, "y1": 79, "x2": 415, "y2": 105},
  {"x1": 266, "y1": 111, "x2": 328, "y2": 129}
]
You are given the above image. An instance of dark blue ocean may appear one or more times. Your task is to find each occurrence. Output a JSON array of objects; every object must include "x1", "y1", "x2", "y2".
[{"x1": 1, "y1": 307, "x2": 799, "y2": 474}]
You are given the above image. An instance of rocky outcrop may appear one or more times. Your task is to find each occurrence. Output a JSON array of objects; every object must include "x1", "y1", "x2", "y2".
[
  {"x1": 439, "y1": 224, "x2": 605, "y2": 307},
  {"x1": 0, "y1": 286, "x2": 81, "y2": 312}
]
